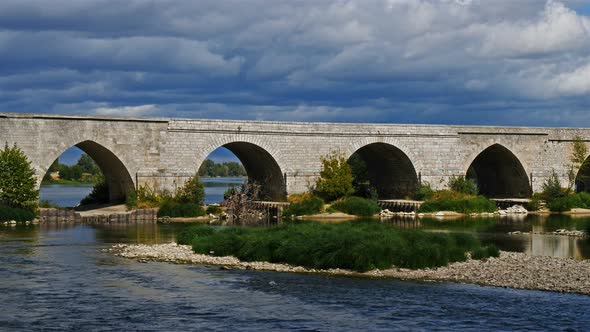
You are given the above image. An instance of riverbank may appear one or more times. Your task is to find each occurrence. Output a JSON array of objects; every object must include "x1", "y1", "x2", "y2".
[{"x1": 108, "y1": 243, "x2": 590, "y2": 295}]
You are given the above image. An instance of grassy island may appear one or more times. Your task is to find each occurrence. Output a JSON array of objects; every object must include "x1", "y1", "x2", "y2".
[{"x1": 177, "y1": 222, "x2": 499, "y2": 272}]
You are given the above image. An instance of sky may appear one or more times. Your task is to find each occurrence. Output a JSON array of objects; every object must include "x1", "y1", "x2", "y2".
[{"x1": 2, "y1": 0, "x2": 590, "y2": 164}]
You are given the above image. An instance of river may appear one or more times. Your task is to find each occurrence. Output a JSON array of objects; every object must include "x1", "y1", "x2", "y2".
[{"x1": 0, "y1": 221, "x2": 589, "y2": 331}]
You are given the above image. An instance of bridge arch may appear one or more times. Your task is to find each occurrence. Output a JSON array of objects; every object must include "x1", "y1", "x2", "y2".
[
  {"x1": 465, "y1": 144, "x2": 531, "y2": 198},
  {"x1": 574, "y1": 154, "x2": 590, "y2": 192},
  {"x1": 196, "y1": 140, "x2": 286, "y2": 201},
  {"x1": 41, "y1": 140, "x2": 134, "y2": 203},
  {"x1": 347, "y1": 142, "x2": 418, "y2": 199}
]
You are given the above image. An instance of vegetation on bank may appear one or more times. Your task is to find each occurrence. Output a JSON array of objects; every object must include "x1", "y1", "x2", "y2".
[
  {"x1": 418, "y1": 190, "x2": 497, "y2": 214},
  {"x1": 0, "y1": 143, "x2": 39, "y2": 220},
  {"x1": 198, "y1": 159, "x2": 246, "y2": 177},
  {"x1": 42, "y1": 153, "x2": 103, "y2": 185},
  {"x1": 125, "y1": 173, "x2": 207, "y2": 217},
  {"x1": 330, "y1": 196, "x2": 381, "y2": 216},
  {"x1": 177, "y1": 222, "x2": 499, "y2": 272},
  {"x1": 283, "y1": 193, "x2": 324, "y2": 216}
]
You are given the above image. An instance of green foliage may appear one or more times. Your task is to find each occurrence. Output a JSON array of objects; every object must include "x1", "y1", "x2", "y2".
[
  {"x1": 125, "y1": 184, "x2": 167, "y2": 209},
  {"x1": 43, "y1": 153, "x2": 103, "y2": 184},
  {"x1": 331, "y1": 196, "x2": 381, "y2": 216},
  {"x1": 206, "y1": 205, "x2": 222, "y2": 215},
  {"x1": 547, "y1": 192, "x2": 590, "y2": 212},
  {"x1": 568, "y1": 136, "x2": 588, "y2": 191},
  {"x1": 175, "y1": 174, "x2": 205, "y2": 205},
  {"x1": 542, "y1": 170, "x2": 566, "y2": 203},
  {"x1": 186, "y1": 222, "x2": 492, "y2": 272},
  {"x1": 0, "y1": 204, "x2": 37, "y2": 222},
  {"x1": 80, "y1": 180, "x2": 110, "y2": 206},
  {"x1": 283, "y1": 195, "x2": 324, "y2": 216},
  {"x1": 418, "y1": 190, "x2": 496, "y2": 213},
  {"x1": 413, "y1": 182, "x2": 434, "y2": 201},
  {"x1": 348, "y1": 154, "x2": 377, "y2": 198},
  {"x1": 471, "y1": 245, "x2": 500, "y2": 260},
  {"x1": 198, "y1": 159, "x2": 247, "y2": 177},
  {"x1": 528, "y1": 193, "x2": 543, "y2": 211},
  {"x1": 157, "y1": 201, "x2": 205, "y2": 218},
  {"x1": 314, "y1": 152, "x2": 354, "y2": 202},
  {"x1": 448, "y1": 175, "x2": 478, "y2": 195},
  {"x1": 177, "y1": 224, "x2": 217, "y2": 245},
  {"x1": 0, "y1": 143, "x2": 39, "y2": 211}
]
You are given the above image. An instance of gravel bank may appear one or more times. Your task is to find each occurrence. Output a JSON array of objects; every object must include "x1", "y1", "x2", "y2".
[{"x1": 106, "y1": 243, "x2": 590, "y2": 295}]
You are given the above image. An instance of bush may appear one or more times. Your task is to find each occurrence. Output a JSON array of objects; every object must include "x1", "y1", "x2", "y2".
[
  {"x1": 0, "y1": 204, "x2": 37, "y2": 222},
  {"x1": 314, "y1": 152, "x2": 354, "y2": 202},
  {"x1": 542, "y1": 170, "x2": 566, "y2": 203},
  {"x1": 186, "y1": 222, "x2": 492, "y2": 272},
  {"x1": 528, "y1": 193, "x2": 543, "y2": 211},
  {"x1": 331, "y1": 196, "x2": 381, "y2": 216},
  {"x1": 80, "y1": 180, "x2": 110, "y2": 205},
  {"x1": 206, "y1": 205, "x2": 222, "y2": 215},
  {"x1": 283, "y1": 195, "x2": 324, "y2": 216},
  {"x1": 175, "y1": 174, "x2": 205, "y2": 205},
  {"x1": 413, "y1": 183, "x2": 434, "y2": 201},
  {"x1": 177, "y1": 224, "x2": 217, "y2": 245},
  {"x1": 0, "y1": 143, "x2": 39, "y2": 211},
  {"x1": 448, "y1": 176, "x2": 478, "y2": 195},
  {"x1": 547, "y1": 192, "x2": 590, "y2": 212},
  {"x1": 157, "y1": 201, "x2": 206, "y2": 218},
  {"x1": 471, "y1": 245, "x2": 500, "y2": 260},
  {"x1": 418, "y1": 190, "x2": 496, "y2": 213}
]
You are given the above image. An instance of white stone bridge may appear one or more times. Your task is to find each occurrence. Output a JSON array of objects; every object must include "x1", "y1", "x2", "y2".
[{"x1": 1, "y1": 112, "x2": 589, "y2": 203}]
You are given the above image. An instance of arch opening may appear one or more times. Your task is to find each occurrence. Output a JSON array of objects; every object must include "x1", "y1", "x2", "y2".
[
  {"x1": 348, "y1": 143, "x2": 418, "y2": 199},
  {"x1": 466, "y1": 144, "x2": 531, "y2": 198},
  {"x1": 199, "y1": 142, "x2": 286, "y2": 202},
  {"x1": 40, "y1": 141, "x2": 134, "y2": 206},
  {"x1": 574, "y1": 157, "x2": 590, "y2": 193}
]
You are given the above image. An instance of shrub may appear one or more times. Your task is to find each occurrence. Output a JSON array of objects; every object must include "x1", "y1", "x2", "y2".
[
  {"x1": 126, "y1": 184, "x2": 166, "y2": 209},
  {"x1": 542, "y1": 170, "x2": 566, "y2": 203},
  {"x1": 471, "y1": 245, "x2": 500, "y2": 260},
  {"x1": 413, "y1": 183, "x2": 434, "y2": 201},
  {"x1": 157, "y1": 201, "x2": 205, "y2": 218},
  {"x1": 448, "y1": 175, "x2": 478, "y2": 195},
  {"x1": 528, "y1": 193, "x2": 543, "y2": 211},
  {"x1": 314, "y1": 152, "x2": 354, "y2": 202},
  {"x1": 547, "y1": 192, "x2": 590, "y2": 212},
  {"x1": 206, "y1": 205, "x2": 222, "y2": 215},
  {"x1": 80, "y1": 180, "x2": 110, "y2": 205},
  {"x1": 418, "y1": 190, "x2": 496, "y2": 213},
  {"x1": 177, "y1": 224, "x2": 216, "y2": 245},
  {"x1": 283, "y1": 195, "x2": 324, "y2": 216},
  {"x1": 0, "y1": 204, "x2": 37, "y2": 222},
  {"x1": 187, "y1": 222, "x2": 492, "y2": 272},
  {"x1": 331, "y1": 196, "x2": 381, "y2": 216},
  {"x1": 0, "y1": 143, "x2": 39, "y2": 211},
  {"x1": 175, "y1": 174, "x2": 205, "y2": 205}
]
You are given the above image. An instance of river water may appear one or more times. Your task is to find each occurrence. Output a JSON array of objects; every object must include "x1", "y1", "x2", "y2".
[{"x1": 0, "y1": 221, "x2": 589, "y2": 331}]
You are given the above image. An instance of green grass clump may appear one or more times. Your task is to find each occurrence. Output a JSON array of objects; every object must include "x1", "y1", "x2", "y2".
[
  {"x1": 157, "y1": 201, "x2": 206, "y2": 218},
  {"x1": 418, "y1": 190, "x2": 496, "y2": 214},
  {"x1": 331, "y1": 196, "x2": 381, "y2": 216},
  {"x1": 283, "y1": 195, "x2": 324, "y2": 216},
  {"x1": 0, "y1": 205, "x2": 37, "y2": 222},
  {"x1": 185, "y1": 221, "x2": 492, "y2": 272},
  {"x1": 546, "y1": 192, "x2": 590, "y2": 212},
  {"x1": 471, "y1": 245, "x2": 500, "y2": 260},
  {"x1": 177, "y1": 224, "x2": 217, "y2": 245}
]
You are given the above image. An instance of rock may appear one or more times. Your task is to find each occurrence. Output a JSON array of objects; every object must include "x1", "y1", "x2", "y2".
[{"x1": 8, "y1": 220, "x2": 16, "y2": 225}]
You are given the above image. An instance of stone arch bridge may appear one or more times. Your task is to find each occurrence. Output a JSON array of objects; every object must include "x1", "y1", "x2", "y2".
[{"x1": 1, "y1": 112, "x2": 589, "y2": 202}]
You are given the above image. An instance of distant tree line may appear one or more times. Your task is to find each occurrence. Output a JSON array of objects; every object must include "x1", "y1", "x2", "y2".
[
  {"x1": 42, "y1": 153, "x2": 103, "y2": 184},
  {"x1": 198, "y1": 159, "x2": 246, "y2": 177}
]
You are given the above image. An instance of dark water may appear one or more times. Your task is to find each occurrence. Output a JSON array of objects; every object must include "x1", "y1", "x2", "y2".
[
  {"x1": 39, "y1": 178, "x2": 246, "y2": 207},
  {"x1": 0, "y1": 222, "x2": 589, "y2": 331}
]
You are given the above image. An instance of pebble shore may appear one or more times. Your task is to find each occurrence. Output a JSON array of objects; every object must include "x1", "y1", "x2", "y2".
[{"x1": 107, "y1": 243, "x2": 590, "y2": 295}]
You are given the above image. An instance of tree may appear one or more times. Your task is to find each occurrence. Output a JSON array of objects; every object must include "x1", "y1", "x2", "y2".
[
  {"x1": 314, "y1": 152, "x2": 354, "y2": 202},
  {"x1": 175, "y1": 173, "x2": 205, "y2": 205},
  {"x1": 77, "y1": 153, "x2": 100, "y2": 175},
  {"x1": 568, "y1": 136, "x2": 589, "y2": 192},
  {"x1": 0, "y1": 143, "x2": 39, "y2": 211}
]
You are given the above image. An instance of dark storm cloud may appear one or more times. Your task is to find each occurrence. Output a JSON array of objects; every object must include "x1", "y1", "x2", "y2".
[{"x1": 0, "y1": 0, "x2": 589, "y2": 126}]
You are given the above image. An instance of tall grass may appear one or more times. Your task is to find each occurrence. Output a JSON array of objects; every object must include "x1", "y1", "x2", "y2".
[
  {"x1": 157, "y1": 201, "x2": 206, "y2": 218},
  {"x1": 0, "y1": 205, "x2": 37, "y2": 221},
  {"x1": 283, "y1": 194, "x2": 324, "y2": 216},
  {"x1": 331, "y1": 196, "x2": 381, "y2": 216},
  {"x1": 418, "y1": 190, "x2": 496, "y2": 213},
  {"x1": 547, "y1": 192, "x2": 590, "y2": 212},
  {"x1": 181, "y1": 222, "x2": 498, "y2": 272}
]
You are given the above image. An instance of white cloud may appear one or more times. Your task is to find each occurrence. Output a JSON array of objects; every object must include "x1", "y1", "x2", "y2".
[{"x1": 92, "y1": 104, "x2": 159, "y2": 117}]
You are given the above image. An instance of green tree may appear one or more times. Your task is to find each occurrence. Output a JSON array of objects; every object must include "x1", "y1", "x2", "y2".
[
  {"x1": 199, "y1": 159, "x2": 216, "y2": 176},
  {"x1": 77, "y1": 153, "x2": 100, "y2": 175},
  {"x1": 569, "y1": 136, "x2": 589, "y2": 192},
  {"x1": 175, "y1": 173, "x2": 205, "y2": 205},
  {"x1": 0, "y1": 143, "x2": 39, "y2": 211},
  {"x1": 448, "y1": 175, "x2": 478, "y2": 195},
  {"x1": 314, "y1": 152, "x2": 354, "y2": 202}
]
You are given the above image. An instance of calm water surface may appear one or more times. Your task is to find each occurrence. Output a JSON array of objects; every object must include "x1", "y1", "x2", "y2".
[
  {"x1": 39, "y1": 178, "x2": 246, "y2": 207},
  {"x1": 0, "y1": 222, "x2": 589, "y2": 331}
]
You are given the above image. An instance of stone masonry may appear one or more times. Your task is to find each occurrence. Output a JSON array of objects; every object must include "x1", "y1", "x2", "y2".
[{"x1": 1, "y1": 112, "x2": 589, "y2": 200}]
